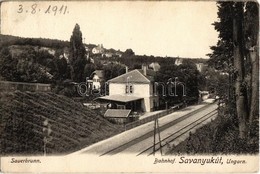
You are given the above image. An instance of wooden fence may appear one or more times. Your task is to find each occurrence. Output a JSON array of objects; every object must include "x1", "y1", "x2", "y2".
[
  {"x1": 0, "y1": 81, "x2": 51, "y2": 92},
  {"x1": 125, "y1": 104, "x2": 183, "y2": 131}
]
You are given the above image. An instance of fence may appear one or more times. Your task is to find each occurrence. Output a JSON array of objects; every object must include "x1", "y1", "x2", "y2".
[
  {"x1": 125, "y1": 103, "x2": 184, "y2": 131},
  {"x1": 0, "y1": 81, "x2": 51, "y2": 92}
]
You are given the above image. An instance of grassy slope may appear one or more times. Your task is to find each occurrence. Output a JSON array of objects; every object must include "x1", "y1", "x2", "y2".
[{"x1": 0, "y1": 91, "x2": 123, "y2": 155}]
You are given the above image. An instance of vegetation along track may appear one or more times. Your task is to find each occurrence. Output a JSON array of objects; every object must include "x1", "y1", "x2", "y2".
[{"x1": 100, "y1": 103, "x2": 217, "y2": 156}]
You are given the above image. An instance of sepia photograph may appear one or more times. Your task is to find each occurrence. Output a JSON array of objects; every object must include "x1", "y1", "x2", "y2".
[{"x1": 0, "y1": 0, "x2": 259, "y2": 173}]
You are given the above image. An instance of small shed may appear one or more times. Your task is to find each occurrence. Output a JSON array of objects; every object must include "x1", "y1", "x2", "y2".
[{"x1": 104, "y1": 109, "x2": 131, "y2": 124}]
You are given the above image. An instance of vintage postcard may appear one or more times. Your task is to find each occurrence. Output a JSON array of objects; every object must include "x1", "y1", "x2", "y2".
[{"x1": 0, "y1": 0, "x2": 259, "y2": 173}]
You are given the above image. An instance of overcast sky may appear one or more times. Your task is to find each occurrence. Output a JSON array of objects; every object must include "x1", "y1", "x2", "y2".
[{"x1": 1, "y1": 1, "x2": 218, "y2": 58}]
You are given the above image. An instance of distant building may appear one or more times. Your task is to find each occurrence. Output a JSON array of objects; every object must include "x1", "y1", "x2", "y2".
[
  {"x1": 92, "y1": 44, "x2": 105, "y2": 55},
  {"x1": 149, "y1": 62, "x2": 160, "y2": 72},
  {"x1": 175, "y1": 58, "x2": 183, "y2": 66},
  {"x1": 115, "y1": 51, "x2": 123, "y2": 58},
  {"x1": 87, "y1": 70, "x2": 104, "y2": 90},
  {"x1": 38, "y1": 47, "x2": 56, "y2": 55},
  {"x1": 84, "y1": 45, "x2": 90, "y2": 52},
  {"x1": 196, "y1": 63, "x2": 205, "y2": 72},
  {"x1": 103, "y1": 48, "x2": 123, "y2": 58},
  {"x1": 104, "y1": 52, "x2": 113, "y2": 58},
  {"x1": 62, "y1": 47, "x2": 70, "y2": 62}
]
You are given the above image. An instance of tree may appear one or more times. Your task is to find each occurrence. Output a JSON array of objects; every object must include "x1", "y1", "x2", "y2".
[
  {"x1": 244, "y1": 2, "x2": 259, "y2": 126},
  {"x1": 0, "y1": 47, "x2": 19, "y2": 81},
  {"x1": 208, "y1": 2, "x2": 259, "y2": 139},
  {"x1": 53, "y1": 57, "x2": 68, "y2": 82},
  {"x1": 232, "y1": 3, "x2": 249, "y2": 138},
  {"x1": 84, "y1": 63, "x2": 96, "y2": 79},
  {"x1": 122, "y1": 49, "x2": 135, "y2": 57},
  {"x1": 0, "y1": 46, "x2": 53, "y2": 83},
  {"x1": 200, "y1": 66, "x2": 229, "y2": 97},
  {"x1": 207, "y1": 2, "x2": 234, "y2": 72},
  {"x1": 178, "y1": 60, "x2": 200, "y2": 102},
  {"x1": 103, "y1": 63, "x2": 126, "y2": 81},
  {"x1": 154, "y1": 60, "x2": 200, "y2": 107},
  {"x1": 69, "y1": 24, "x2": 87, "y2": 82}
]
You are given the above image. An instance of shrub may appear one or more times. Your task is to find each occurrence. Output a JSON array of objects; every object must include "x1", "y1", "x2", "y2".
[{"x1": 167, "y1": 107, "x2": 259, "y2": 155}]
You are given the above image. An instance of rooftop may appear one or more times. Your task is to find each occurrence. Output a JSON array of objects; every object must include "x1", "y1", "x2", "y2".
[
  {"x1": 91, "y1": 70, "x2": 104, "y2": 78},
  {"x1": 97, "y1": 95, "x2": 143, "y2": 103},
  {"x1": 108, "y1": 69, "x2": 151, "y2": 84},
  {"x1": 104, "y1": 109, "x2": 131, "y2": 118}
]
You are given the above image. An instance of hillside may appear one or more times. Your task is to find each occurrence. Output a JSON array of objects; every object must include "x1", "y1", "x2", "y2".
[
  {"x1": 0, "y1": 91, "x2": 123, "y2": 155},
  {"x1": 0, "y1": 34, "x2": 70, "y2": 48}
]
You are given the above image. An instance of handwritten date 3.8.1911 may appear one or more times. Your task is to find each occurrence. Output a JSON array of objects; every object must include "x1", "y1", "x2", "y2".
[{"x1": 17, "y1": 4, "x2": 69, "y2": 15}]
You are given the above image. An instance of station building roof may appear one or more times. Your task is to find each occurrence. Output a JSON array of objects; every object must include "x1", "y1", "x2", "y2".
[
  {"x1": 108, "y1": 70, "x2": 151, "y2": 84},
  {"x1": 97, "y1": 95, "x2": 143, "y2": 103}
]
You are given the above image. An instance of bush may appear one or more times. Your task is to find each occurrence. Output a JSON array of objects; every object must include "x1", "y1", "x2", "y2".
[{"x1": 167, "y1": 107, "x2": 259, "y2": 155}]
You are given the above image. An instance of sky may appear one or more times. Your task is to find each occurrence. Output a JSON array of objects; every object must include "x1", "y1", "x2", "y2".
[{"x1": 1, "y1": 1, "x2": 218, "y2": 58}]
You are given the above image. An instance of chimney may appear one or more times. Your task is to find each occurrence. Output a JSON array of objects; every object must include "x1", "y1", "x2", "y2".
[
  {"x1": 142, "y1": 64, "x2": 147, "y2": 76},
  {"x1": 125, "y1": 66, "x2": 128, "y2": 73}
]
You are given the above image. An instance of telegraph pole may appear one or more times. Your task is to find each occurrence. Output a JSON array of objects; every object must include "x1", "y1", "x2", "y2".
[
  {"x1": 156, "y1": 118, "x2": 162, "y2": 155},
  {"x1": 153, "y1": 118, "x2": 156, "y2": 155},
  {"x1": 153, "y1": 117, "x2": 162, "y2": 155},
  {"x1": 43, "y1": 119, "x2": 52, "y2": 156}
]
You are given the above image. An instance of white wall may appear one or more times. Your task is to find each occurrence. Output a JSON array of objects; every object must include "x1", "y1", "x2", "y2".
[
  {"x1": 133, "y1": 84, "x2": 150, "y2": 97},
  {"x1": 109, "y1": 83, "x2": 150, "y2": 97},
  {"x1": 93, "y1": 74, "x2": 101, "y2": 89},
  {"x1": 109, "y1": 83, "x2": 126, "y2": 95},
  {"x1": 143, "y1": 97, "x2": 150, "y2": 112},
  {"x1": 109, "y1": 83, "x2": 158, "y2": 112}
]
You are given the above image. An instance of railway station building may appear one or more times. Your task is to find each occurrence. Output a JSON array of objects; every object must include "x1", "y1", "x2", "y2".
[{"x1": 97, "y1": 67, "x2": 159, "y2": 113}]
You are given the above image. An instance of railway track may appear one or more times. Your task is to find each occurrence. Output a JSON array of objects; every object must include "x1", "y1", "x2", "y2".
[
  {"x1": 100, "y1": 103, "x2": 217, "y2": 156},
  {"x1": 137, "y1": 109, "x2": 218, "y2": 156}
]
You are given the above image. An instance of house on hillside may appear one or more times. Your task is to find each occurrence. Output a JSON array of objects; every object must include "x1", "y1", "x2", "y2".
[
  {"x1": 115, "y1": 51, "x2": 123, "y2": 58},
  {"x1": 103, "y1": 49, "x2": 123, "y2": 58},
  {"x1": 92, "y1": 44, "x2": 105, "y2": 55},
  {"x1": 195, "y1": 63, "x2": 206, "y2": 72},
  {"x1": 175, "y1": 58, "x2": 183, "y2": 66},
  {"x1": 104, "y1": 52, "x2": 113, "y2": 58},
  {"x1": 104, "y1": 48, "x2": 116, "y2": 58},
  {"x1": 84, "y1": 45, "x2": 90, "y2": 52},
  {"x1": 87, "y1": 70, "x2": 104, "y2": 91},
  {"x1": 149, "y1": 62, "x2": 160, "y2": 71},
  {"x1": 60, "y1": 47, "x2": 70, "y2": 62},
  {"x1": 38, "y1": 47, "x2": 56, "y2": 55},
  {"x1": 97, "y1": 65, "x2": 159, "y2": 112}
]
